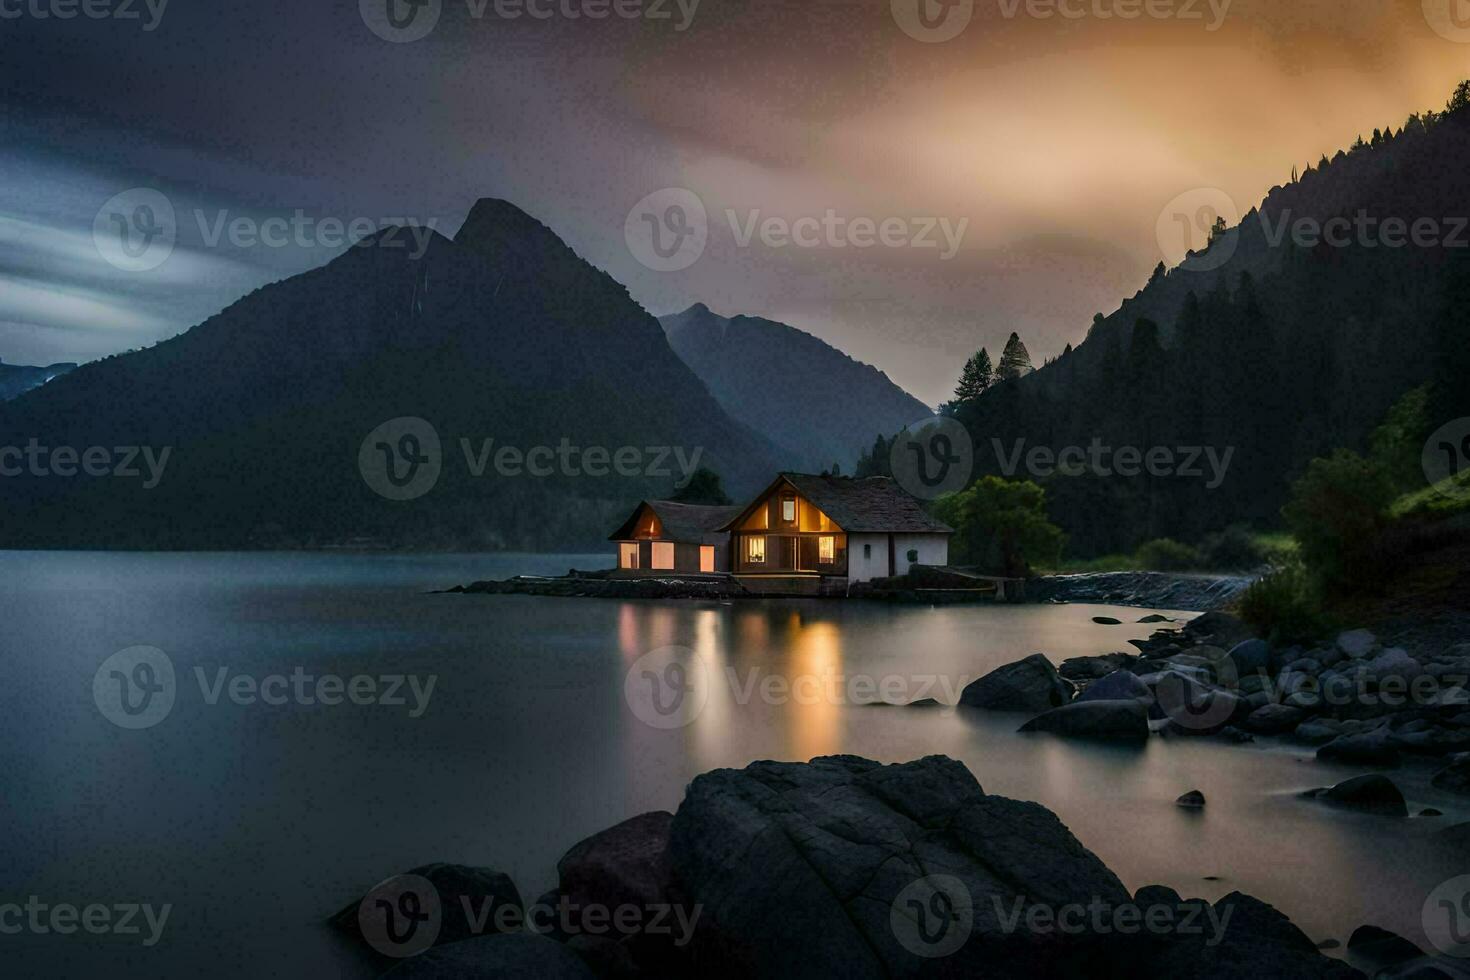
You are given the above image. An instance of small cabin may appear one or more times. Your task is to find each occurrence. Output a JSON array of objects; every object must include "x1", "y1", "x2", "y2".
[
  {"x1": 718, "y1": 473, "x2": 953, "y2": 589},
  {"x1": 607, "y1": 500, "x2": 743, "y2": 576}
]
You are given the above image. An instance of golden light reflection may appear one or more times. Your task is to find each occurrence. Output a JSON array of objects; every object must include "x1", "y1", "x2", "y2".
[{"x1": 785, "y1": 619, "x2": 843, "y2": 762}]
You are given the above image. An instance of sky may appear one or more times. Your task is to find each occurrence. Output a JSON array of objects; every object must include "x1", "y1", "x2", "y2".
[{"x1": 2, "y1": 0, "x2": 1469, "y2": 406}]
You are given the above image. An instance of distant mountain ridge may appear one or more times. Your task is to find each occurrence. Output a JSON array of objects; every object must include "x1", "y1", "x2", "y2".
[
  {"x1": 0, "y1": 359, "x2": 75, "y2": 402},
  {"x1": 0, "y1": 198, "x2": 789, "y2": 550},
  {"x1": 660, "y1": 304, "x2": 932, "y2": 472}
]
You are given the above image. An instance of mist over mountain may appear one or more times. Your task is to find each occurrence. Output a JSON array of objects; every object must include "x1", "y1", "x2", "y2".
[
  {"x1": 952, "y1": 85, "x2": 1470, "y2": 557},
  {"x1": 660, "y1": 304, "x2": 933, "y2": 473},
  {"x1": 0, "y1": 359, "x2": 75, "y2": 402},
  {"x1": 0, "y1": 199, "x2": 787, "y2": 550}
]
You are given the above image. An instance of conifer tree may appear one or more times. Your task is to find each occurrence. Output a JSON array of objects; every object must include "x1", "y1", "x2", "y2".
[
  {"x1": 996, "y1": 333, "x2": 1034, "y2": 381},
  {"x1": 953, "y1": 348, "x2": 996, "y2": 402}
]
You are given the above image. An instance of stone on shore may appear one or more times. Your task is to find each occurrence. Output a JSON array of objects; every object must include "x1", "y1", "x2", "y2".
[
  {"x1": 1336, "y1": 629, "x2": 1379, "y2": 660},
  {"x1": 1176, "y1": 790, "x2": 1206, "y2": 808},
  {"x1": 1317, "y1": 732, "x2": 1402, "y2": 768},
  {"x1": 1136, "y1": 891, "x2": 1362, "y2": 979},
  {"x1": 1432, "y1": 756, "x2": 1470, "y2": 795},
  {"x1": 1020, "y1": 699, "x2": 1151, "y2": 741},
  {"x1": 1228, "y1": 639, "x2": 1272, "y2": 675},
  {"x1": 959, "y1": 654, "x2": 1074, "y2": 712},
  {"x1": 1241, "y1": 704, "x2": 1306, "y2": 736},
  {"x1": 330, "y1": 862, "x2": 523, "y2": 958},
  {"x1": 1345, "y1": 925, "x2": 1425, "y2": 968},
  {"x1": 1076, "y1": 670, "x2": 1153, "y2": 706},
  {"x1": 1303, "y1": 774, "x2": 1409, "y2": 817}
]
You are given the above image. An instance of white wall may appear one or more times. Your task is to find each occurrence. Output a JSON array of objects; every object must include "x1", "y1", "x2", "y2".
[{"x1": 847, "y1": 533, "x2": 950, "y2": 583}]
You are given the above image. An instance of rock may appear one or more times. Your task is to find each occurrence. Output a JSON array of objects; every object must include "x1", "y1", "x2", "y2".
[
  {"x1": 1312, "y1": 646, "x2": 1346, "y2": 670},
  {"x1": 1432, "y1": 756, "x2": 1470, "y2": 795},
  {"x1": 1176, "y1": 790, "x2": 1206, "y2": 808},
  {"x1": 1093, "y1": 616, "x2": 1123, "y2": 625},
  {"x1": 1393, "y1": 725, "x2": 1470, "y2": 756},
  {"x1": 1317, "y1": 732, "x2": 1401, "y2": 768},
  {"x1": 1242, "y1": 704, "x2": 1306, "y2": 735},
  {"x1": 1285, "y1": 691, "x2": 1323, "y2": 711},
  {"x1": 1138, "y1": 614, "x2": 1172, "y2": 624},
  {"x1": 1367, "y1": 648, "x2": 1424, "y2": 683},
  {"x1": 1336, "y1": 629, "x2": 1379, "y2": 660},
  {"x1": 1294, "y1": 720, "x2": 1345, "y2": 746},
  {"x1": 1346, "y1": 924, "x2": 1424, "y2": 967},
  {"x1": 1239, "y1": 673, "x2": 1269, "y2": 695},
  {"x1": 1138, "y1": 891, "x2": 1362, "y2": 979},
  {"x1": 1275, "y1": 670, "x2": 1318, "y2": 700},
  {"x1": 665, "y1": 755, "x2": 1133, "y2": 977},
  {"x1": 1184, "y1": 611, "x2": 1256, "y2": 650},
  {"x1": 1020, "y1": 699, "x2": 1151, "y2": 741},
  {"x1": 959, "y1": 654, "x2": 1074, "y2": 713},
  {"x1": 1304, "y1": 774, "x2": 1409, "y2": 816},
  {"x1": 1228, "y1": 639, "x2": 1272, "y2": 675},
  {"x1": 1076, "y1": 670, "x2": 1154, "y2": 705},
  {"x1": 1284, "y1": 658, "x2": 1324, "y2": 676},
  {"x1": 1058, "y1": 653, "x2": 1137, "y2": 681},
  {"x1": 1421, "y1": 808, "x2": 1444, "y2": 817},
  {"x1": 382, "y1": 933, "x2": 597, "y2": 979},
  {"x1": 331, "y1": 862, "x2": 523, "y2": 958}
]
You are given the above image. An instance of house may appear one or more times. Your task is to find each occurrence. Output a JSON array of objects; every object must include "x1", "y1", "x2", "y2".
[
  {"x1": 607, "y1": 500, "x2": 744, "y2": 576},
  {"x1": 719, "y1": 473, "x2": 952, "y2": 592},
  {"x1": 607, "y1": 473, "x2": 952, "y2": 594}
]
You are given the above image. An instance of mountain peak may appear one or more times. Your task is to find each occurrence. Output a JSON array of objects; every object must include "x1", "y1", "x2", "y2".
[{"x1": 453, "y1": 197, "x2": 571, "y2": 260}]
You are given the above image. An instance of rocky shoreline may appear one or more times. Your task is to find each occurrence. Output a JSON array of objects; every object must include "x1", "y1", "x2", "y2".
[
  {"x1": 447, "y1": 568, "x2": 1250, "y2": 611},
  {"x1": 328, "y1": 754, "x2": 1382, "y2": 978}
]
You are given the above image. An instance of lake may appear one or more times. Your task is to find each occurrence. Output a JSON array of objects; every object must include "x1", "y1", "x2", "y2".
[{"x1": 0, "y1": 551, "x2": 1460, "y2": 976}]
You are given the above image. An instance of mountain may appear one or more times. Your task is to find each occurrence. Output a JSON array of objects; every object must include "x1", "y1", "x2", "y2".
[
  {"x1": 0, "y1": 359, "x2": 75, "y2": 402},
  {"x1": 0, "y1": 199, "x2": 788, "y2": 550},
  {"x1": 952, "y1": 82, "x2": 1470, "y2": 557},
  {"x1": 660, "y1": 304, "x2": 932, "y2": 472}
]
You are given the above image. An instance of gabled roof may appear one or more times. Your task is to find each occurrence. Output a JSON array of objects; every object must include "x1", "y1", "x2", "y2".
[
  {"x1": 608, "y1": 500, "x2": 745, "y2": 544},
  {"x1": 719, "y1": 473, "x2": 953, "y2": 535}
]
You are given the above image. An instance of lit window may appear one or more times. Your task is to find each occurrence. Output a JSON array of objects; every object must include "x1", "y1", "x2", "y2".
[
  {"x1": 652, "y1": 542, "x2": 675, "y2": 570},
  {"x1": 620, "y1": 543, "x2": 639, "y2": 569},
  {"x1": 700, "y1": 546, "x2": 715, "y2": 573},
  {"x1": 781, "y1": 496, "x2": 796, "y2": 523},
  {"x1": 819, "y1": 536, "x2": 835, "y2": 564},
  {"x1": 747, "y1": 536, "x2": 766, "y2": 563}
]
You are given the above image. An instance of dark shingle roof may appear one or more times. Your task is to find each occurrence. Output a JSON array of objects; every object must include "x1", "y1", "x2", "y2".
[
  {"x1": 719, "y1": 473, "x2": 952, "y2": 534},
  {"x1": 608, "y1": 501, "x2": 745, "y2": 544}
]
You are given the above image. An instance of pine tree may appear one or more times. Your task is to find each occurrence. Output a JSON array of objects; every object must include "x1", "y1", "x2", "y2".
[
  {"x1": 996, "y1": 333, "x2": 1034, "y2": 381},
  {"x1": 953, "y1": 348, "x2": 996, "y2": 402}
]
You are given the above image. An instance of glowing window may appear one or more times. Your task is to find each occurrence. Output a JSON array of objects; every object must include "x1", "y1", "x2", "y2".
[
  {"x1": 652, "y1": 542, "x2": 675, "y2": 570},
  {"x1": 619, "y1": 543, "x2": 639, "y2": 569},
  {"x1": 747, "y1": 537, "x2": 766, "y2": 563},
  {"x1": 700, "y1": 546, "x2": 715, "y2": 573},
  {"x1": 781, "y1": 496, "x2": 796, "y2": 523},
  {"x1": 819, "y1": 536, "x2": 835, "y2": 564}
]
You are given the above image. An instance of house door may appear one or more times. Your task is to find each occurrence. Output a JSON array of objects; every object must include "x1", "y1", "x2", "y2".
[{"x1": 776, "y1": 535, "x2": 798, "y2": 571}]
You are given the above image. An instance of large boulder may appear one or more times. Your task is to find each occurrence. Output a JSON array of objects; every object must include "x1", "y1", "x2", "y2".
[
  {"x1": 1228, "y1": 639, "x2": 1272, "y2": 675},
  {"x1": 1183, "y1": 611, "x2": 1256, "y2": 650},
  {"x1": 1076, "y1": 670, "x2": 1153, "y2": 706},
  {"x1": 1432, "y1": 756, "x2": 1470, "y2": 795},
  {"x1": 1020, "y1": 700, "x2": 1151, "y2": 741},
  {"x1": 1317, "y1": 732, "x2": 1401, "y2": 768},
  {"x1": 331, "y1": 862, "x2": 523, "y2": 960},
  {"x1": 960, "y1": 654, "x2": 1074, "y2": 713},
  {"x1": 550, "y1": 810, "x2": 690, "y2": 974},
  {"x1": 1303, "y1": 774, "x2": 1409, "y2": 817},
  {"x1": 667, "y1": 755, "x2": 1136, "y2": 978},
  {"x1": 1137, "y1": 892, "x2": 1362, "y2": 979},
  {"x1": 1366, "y1": 648, "x2": 1424, "y2": 684},
  {"x1": 382, "y1": 933, "x2": 596, "y2": 979}
]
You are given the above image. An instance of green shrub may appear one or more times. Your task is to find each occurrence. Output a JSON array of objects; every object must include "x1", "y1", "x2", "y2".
[
  {"x1": 1135, "y1": 538, "x2": 1204, "y2": 571},
  {"x1": 1198, "y1": 524, "x2": 1268, "y2": 570},
  {"x1": 933, "y1": 477, "x2": 1066, "y2": 577},
  {"x1": 1281, "y1": 449, "x2": 1397, "y2": 592},
  {"x1": 1238, "y1": 560, "x2": 1330, "y2": 644}
]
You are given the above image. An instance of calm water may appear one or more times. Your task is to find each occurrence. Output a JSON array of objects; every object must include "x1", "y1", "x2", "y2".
[{"x1": 0, "y1": 551, "x2": 1462, "y2": 977}]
